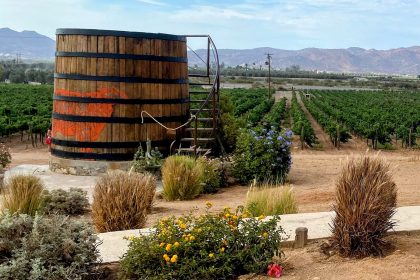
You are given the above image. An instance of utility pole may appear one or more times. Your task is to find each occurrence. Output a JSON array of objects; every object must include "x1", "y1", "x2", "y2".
[{"x1": 265, "y1": 53, "x2": 272, "y2": 98}]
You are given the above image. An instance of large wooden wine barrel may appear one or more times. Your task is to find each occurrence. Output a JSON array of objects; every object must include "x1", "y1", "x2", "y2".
[{"x1": 51, "y1": 28, "x2": 189, "y2": 161}]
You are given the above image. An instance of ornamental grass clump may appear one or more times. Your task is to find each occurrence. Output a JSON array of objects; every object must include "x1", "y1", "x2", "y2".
[
  {"x1": 162, "y1": 155, "x2": 204, "y2": 201},
  {"x1": 246, "y1": 181, "x2": 298, "y2": 217},
  {"x1": 331, "y1": 156, "x2": 397, "y2": 258},
  {"x1": 92, "y1": 171, "x2": 156, "y2": 233},
  {"x1": 120, "y1": 204, "x2": 286, "y2": 280},
  {"x1": 1, "y1": 174, "x2": 44, "y2": 216}
]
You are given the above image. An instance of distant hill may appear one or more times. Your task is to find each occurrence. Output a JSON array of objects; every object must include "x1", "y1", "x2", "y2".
[
  {"x1": 1, "y1": 27, "x2": 418, "y2": 74},
  {"x1": 188, "y1": 46, "x2": 420, "y2": 75},
  {"x1": 0, "y1": 28, "x2": 55, "y2": 60}
]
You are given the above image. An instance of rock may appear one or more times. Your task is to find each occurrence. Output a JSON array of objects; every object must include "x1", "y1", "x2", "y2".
[{"x1": 68, "y1": 167, "x2": 77, "y2": 175}]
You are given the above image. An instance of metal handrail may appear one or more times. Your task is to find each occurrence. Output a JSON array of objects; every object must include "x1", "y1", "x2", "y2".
[{"x1": 184, "y1": 35, "x2": 220, "y2": 153}]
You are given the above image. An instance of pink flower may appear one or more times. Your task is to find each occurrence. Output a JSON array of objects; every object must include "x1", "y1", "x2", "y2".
[{"x1": 267, "y1": 263, "x2": 283, "y2": 278}]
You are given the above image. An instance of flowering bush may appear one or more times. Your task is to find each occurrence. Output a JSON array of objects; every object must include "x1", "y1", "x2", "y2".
[
  {"x1": 120, "y1": 205, "x2": 286, "y2": 280},
  {"x1": 233, "y1": 127, "x2": 293, "y2": 183},
  {"x1": 0, "y1": 143, "x2": 11, "y2": 170}
]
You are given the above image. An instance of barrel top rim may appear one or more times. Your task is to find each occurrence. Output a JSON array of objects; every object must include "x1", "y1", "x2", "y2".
[{"x1": 56, "y1": 28, "x2": 186, "y2": 42}]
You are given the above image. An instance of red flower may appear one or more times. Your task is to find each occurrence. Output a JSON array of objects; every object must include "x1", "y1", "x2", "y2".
[{"x1": 267, "y1": 263, "x2": 283, "y2": 278}]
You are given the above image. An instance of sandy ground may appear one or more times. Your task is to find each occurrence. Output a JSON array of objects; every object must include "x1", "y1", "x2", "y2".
[
  {"x1": 236, "y1": 232, "x2": 420, "y2": 280},
  {"x1": 4, "y1": 134, "x2": 419, "y2": 227}
]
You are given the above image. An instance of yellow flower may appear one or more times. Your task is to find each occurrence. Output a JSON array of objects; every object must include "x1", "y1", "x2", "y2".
[
  {"x1": 220, "y1": 247, "x2": 225, "y2": 252},
  {"x1": 174, "y1": 242, "x2": 180, "y2": 247},
  {"x1": 232, "y1": 215, "x2": 238, "y2": 220},
  {"x1": 159, "y1": 242, "x2": 165, "y2": 247},
  {"x1": 128, "y1": 235, "x2": 136, "y2": 241},
  {"x1": 224, "y1": 213, "x2": 230, "y2": 219},
  {"x1": 170, "y1": 255, "x2": 178, "y2": 263},
  {"x1": 165, "y1": 244, "x2": 172, "y2": 252},
  {"x1": 189, "y1": 236, "x2": 195, "y2": 242},
  {"x1": 179, "y1": 223, "x2": 187, "y2": 230},
  {"x1": 263, "y1": 232, "x2": 269, "y2": 238},
  {"x1": 258, "y1": 215, "x2": 265, "y2": 220},
  {"x1": 208, "y1": 253, "x2": 214, "y2": 258},
  {"x1": 205, "y1": 201, "x2": 213, "y2": 208},
  {"x1": 163, "y1": 254, "x2": 170, "y2": 262},
  {"x1": 242, "y1": 213, "x2": 249, "y2": 218}
]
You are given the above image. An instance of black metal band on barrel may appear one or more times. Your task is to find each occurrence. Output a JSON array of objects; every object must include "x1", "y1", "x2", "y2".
[
  {"x1": 56, "y1": 28, "x2": 186, "y2": 42},
  {"x1": 52, "y1": 113, "x2": 188, "y2": 124},
  {"x1": 55, "y1": 51, "x2": 188, "y2": 63},
  {"x1": 52, "y1": 138, "x2": 168, "y2": 148},
  {"x1": 54, "y1": 73, "x2": 188, "y2": 84},
  {"x1": 53, "y1": 95, "x2": 189, "y2": 104},
  {"x1": 51, "y1": 148, "x2": 135, "y2": 161}
]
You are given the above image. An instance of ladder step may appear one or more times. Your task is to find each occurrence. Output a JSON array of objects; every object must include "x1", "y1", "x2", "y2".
[
  {"x1": 189, "y1": 99, "x2": 207, "y2": 103},
  {"x1": 189, "y1": 91, "x2": 209, "y2": 94},
  {"x1": 181, "y1": 138, "x2": 215, "y2": 142},
  {"x1": 177, "y1": 147, "x2": 211, "y2": 153},
  {"x1": 191, "y1": 108, "x2": 217, "y2": 113},
  {"x1": 188, "y1": 74, "x2": 210, "y2": 78},
  {"x1": 185, "y1": 127, "x2": 214, "y2": 132},
  {"x1": 189, "y1": 82, "x2": 212, "y2": 86}
]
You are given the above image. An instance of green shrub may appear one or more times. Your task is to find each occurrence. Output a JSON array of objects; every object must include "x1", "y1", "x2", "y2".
[
  {"x1": 120, "y1": 205, "x2": 285, "y2": 280},
  {"x1": 92, "y1": 171, "x2": 156, "y2": 233},
  {"x1": 220, "y1": 113, "x2": 245, "y2": 153},
  {"x1": 0, "y1": 212, "x2": 99, "y2": 280},
  {"x1": 246, "y1": 181, "x2": 298, "y2": 216},
  {"x1": 1, "y1": 175, "x2": 44, "y2": 216},
  {"x1": 162, "y1": 155, "x2": 204, "y2": 201},
  {"x1": 0, "y1": 143, "x2": 11, "y2": 170},
  {"x1": 41, "y1": 188, "x2": 89, "y2": 215},
  {"x1": 197, "y1": 157, "x2": 221, "y2": 194},
  {"x1": 132, "y1": 142, "x2": 163, "y2": 174},
  {"x1": 233, "y1": 127, "x2": 293, "y2": 184},
  {"x1": 331, "y1": 156, "x2": 397, "y2": 258}
]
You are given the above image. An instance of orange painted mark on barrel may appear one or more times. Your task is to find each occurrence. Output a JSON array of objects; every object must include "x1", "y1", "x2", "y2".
[{"x1": 52, "y1": 88, "x2": 129, "y2": 153}]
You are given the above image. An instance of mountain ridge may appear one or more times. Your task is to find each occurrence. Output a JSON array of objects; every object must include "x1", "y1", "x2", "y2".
[{"x1": 1, "y1": 28, "x2": 418, "y2": 75}]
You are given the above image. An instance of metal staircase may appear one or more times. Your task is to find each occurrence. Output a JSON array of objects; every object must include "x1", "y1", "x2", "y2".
[{"x1": 174, "y1": 35, "x2": 222, "y2": 156}]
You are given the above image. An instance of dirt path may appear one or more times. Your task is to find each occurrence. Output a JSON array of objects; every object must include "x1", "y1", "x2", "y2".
[{"x1": 295, "y1": 92, "x2": 335, "y2": 150}]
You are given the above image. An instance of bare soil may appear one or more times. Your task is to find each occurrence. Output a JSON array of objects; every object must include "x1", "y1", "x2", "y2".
[
  {"x1": 239, "y1": 232, "x2": 420, "y2": 280},
  {"x1": 295, "y1": 92, "x2": 335, "y2": 150},
  {"x1": 4, "y1": 134, "x2": 420, "y2": 225}
]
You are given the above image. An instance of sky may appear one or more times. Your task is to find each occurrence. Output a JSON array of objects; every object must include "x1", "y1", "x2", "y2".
[{"x1": 0, "y1": 0, "x2": 419, "y2": 50}]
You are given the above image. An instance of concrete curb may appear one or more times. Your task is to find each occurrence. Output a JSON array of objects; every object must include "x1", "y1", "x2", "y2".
[{"x1": 97, "y1": 206, "x2": 420, "y2": 263}]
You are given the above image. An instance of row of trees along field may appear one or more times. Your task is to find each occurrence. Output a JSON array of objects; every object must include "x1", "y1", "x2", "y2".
[
  {"x1": 0, "y1": 61, "x2": 54, "y2": 84},
  {"x1": 302, "y1": 90, "x2": 420, "y2": 148},
  {"x1": 0, "y1": 83, "x2": 52, "y2": 146},
  {"x1": 290, "y1": 91, "x2": 316, "y2": 147}
]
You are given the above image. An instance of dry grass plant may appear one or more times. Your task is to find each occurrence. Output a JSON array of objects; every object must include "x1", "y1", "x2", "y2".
[
  {"x1": 246, "y1": 180, "x2": 298, "y2": 216},
  {"x1": 331, "y1": 155, "x2": 397, "y2": 258},
  {"x1": 92, "y1": 171, "x2": 156, "y2": 233},
  {"x1": 1, "y1": 174, "x2": 44, "y2": 216},
  {"x1": 162, "y1": 155, "x2": 204, "y2": 201}
]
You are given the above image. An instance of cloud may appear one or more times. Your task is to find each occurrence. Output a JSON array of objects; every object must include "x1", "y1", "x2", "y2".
[{"x1": 135, "y1": 0, "x2": 166, "y2": 6}]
